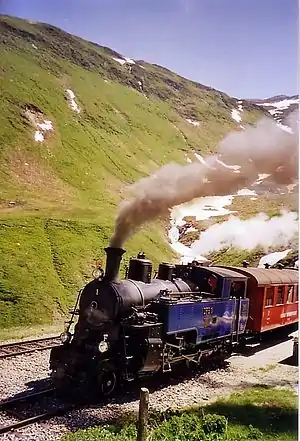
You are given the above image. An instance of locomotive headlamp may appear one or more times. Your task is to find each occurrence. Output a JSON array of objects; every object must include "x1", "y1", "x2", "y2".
[
  {"x1": 60, "y1": 331, "x2": 72, "y2": 345},
  {"x1": 98, "y1": 334, "x2": 109, "y2": 353}
]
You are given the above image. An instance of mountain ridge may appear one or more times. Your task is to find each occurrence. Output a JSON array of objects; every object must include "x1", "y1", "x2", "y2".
[
  {"x1": 0, "y1": 14, "x2": 267, "y2": 118},
  {"x1": 247, "y1": 94, "x2": 299, "y2": 128},
  {"x1": 0, "y1": 14, "x2": 292, "y2": 332},
  {"x1": 248, "y1": 94, "x2": 298, "y2": 103}
]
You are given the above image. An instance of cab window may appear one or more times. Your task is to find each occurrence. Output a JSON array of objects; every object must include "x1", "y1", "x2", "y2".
[
  {"x1": 294, "y1": 285, "x2": 298, "y2": 302},
  {"x1": 287, "y1": 285, "x2": 294, "y2": 303},
  {"x1": 276, "y1": 286, "x2": 284, "y2": 305},
  {"x1": 230, "y1": 281, "x2": 246, "y2": 298},
  {"x1": 265, "y1": 287, "x2": 274, "y2": 307}
]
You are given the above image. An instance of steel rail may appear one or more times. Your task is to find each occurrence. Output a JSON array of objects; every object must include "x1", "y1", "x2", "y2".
[
  {"x1": 0, "y1": 336, "x2": 61, "y2": 359},
  {"x1": 0, "y1": 387, "x2": 75, "y2": 435}
]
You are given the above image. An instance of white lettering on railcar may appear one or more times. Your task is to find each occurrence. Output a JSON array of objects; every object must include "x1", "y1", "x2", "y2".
[{"x1": 280, "y1": 311, "x2": 297, "y2": 318}]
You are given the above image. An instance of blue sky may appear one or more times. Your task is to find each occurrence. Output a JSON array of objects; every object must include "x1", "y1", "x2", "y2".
[{"x1": 1, "y1": 0, "x2": 298, "y2": 98}]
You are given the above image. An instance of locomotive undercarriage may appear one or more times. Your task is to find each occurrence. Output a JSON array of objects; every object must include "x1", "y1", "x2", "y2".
[
  {"x1": 50, "y1": 322, "x2": 233, "y2": 397},
  {"x1": 161, "y1": 336, "x2": 232, "y2": 372}
]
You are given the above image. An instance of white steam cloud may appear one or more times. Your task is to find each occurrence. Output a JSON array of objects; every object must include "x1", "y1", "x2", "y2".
[
  {"x1": 110, "y1": 110, "x2": 299, "y2": 247},
  {"x1": 190, "y1": 210, "x2": 298, "y2": 255}
]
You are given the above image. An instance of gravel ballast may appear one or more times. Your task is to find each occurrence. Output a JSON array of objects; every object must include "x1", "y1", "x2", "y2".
[{"x1": 0, "y1": 338, "x2": 298, "y2": 441}]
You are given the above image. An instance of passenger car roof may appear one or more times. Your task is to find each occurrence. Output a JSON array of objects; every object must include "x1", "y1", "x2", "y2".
[{"x1": 218, "y1": 266, "x2": 299, "y2": 286}]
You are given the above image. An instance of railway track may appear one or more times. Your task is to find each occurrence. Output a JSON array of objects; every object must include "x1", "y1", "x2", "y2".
[
  {"x1": 0, "y1": 387, "x2": 75, "y2": 435},
  {"x1": 0, "y1": 336, "x2": 61, "y2": 359}
]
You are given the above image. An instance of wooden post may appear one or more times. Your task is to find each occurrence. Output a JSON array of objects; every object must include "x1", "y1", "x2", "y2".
[{"x1": 137, "y1": 387, "x2": 149, "y2": 441}]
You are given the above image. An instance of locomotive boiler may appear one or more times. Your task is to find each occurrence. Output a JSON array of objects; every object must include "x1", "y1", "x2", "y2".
[{"x1": 50, "y1": 247, "x2": 249, "y2": 396}]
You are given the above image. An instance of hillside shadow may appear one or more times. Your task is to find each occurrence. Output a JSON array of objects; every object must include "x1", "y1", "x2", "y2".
[
  {"x1": 57, "y1": 381, "x2": 299, "y2": 437},
  {"x1": 204, "y1": 385, "x2": 298, "y2": 436}
]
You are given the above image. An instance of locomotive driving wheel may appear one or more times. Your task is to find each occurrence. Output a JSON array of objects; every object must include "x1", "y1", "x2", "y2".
[
  {"x1": 97, "y1": 360, "x2": 118, "y2": 396},
  {"x1": 98, "y1": 370, "x2": 117, "y2": 396}
]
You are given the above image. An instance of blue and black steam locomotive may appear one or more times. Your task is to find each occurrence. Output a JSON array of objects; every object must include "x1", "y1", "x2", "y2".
[{"x1": 50, "y1": 247, "x2": 249, "y2": 396}]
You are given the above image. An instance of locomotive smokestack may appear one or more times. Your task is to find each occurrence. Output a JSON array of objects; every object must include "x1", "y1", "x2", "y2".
[{"x1": 104, "y1": 247, "x2": 126, "y2": 282}]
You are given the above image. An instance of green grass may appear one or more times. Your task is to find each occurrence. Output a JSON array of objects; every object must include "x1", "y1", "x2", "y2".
[
  {"x1": 208, "y1": 247, "x2": 267, "y2": 267},
  {"x1": 208, "y1": 245, "x2": 298, "y2": 267},
  {"x1": 0, "y1": 323, "x2": 63, "y2": 343},
  {"x1": 228, "y1": 195, "x2": 297, "y2": 220},
  {"x1": 0, "y1": 14, "x2": 267, "y2": 331},
  {"x1": 62, "y1": 386, "x2": 298, "y2": 441},
  {"x1": 0, "y1": 216, "x2": 174, "y2": 329}
]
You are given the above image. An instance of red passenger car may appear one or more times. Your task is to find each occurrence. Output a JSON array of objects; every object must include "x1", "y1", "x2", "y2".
[{"x1": 222, "y1": 267, "x2": 298, "y2": 335}]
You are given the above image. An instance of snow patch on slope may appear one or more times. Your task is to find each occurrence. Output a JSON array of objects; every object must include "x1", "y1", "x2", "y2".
[
  {"x1": 194, "y1": 153, "x2": 210, "y2": 166},
  {"x1": 112, "y1": 58, "x2": 126, "y2": 65},
  {"x1": 254, "y1": 96, "x2": 299, "y2": 133},
  {"x1": 257, "y1": 98, "x2": 298, "y2": 109},
  {"x1": 171, "y1": 195, "x2": 236, "y2": 227},
  {"x1": 186, "y1": 118, "x2": 200, "y2": 126},
  {"x1": 237, "y1": 188, "x2": 257, "y2": 196},
  {"x1": 216, "y1": 158, "x2": 241, "y2": 173},
  {"x1": 258, "y1": 249, "x2": 292, "y2": 268},
  {"x1": 34, "y1": 120, "x2": 53, "y2": 143},
  {"x1": 253, "y1": 173, "x2": 271, "y2": 185},
  {"x1": 112, "y1": 56, "x2": 135, "y2": 65},
  {"x1": 231, "y1": 101, "x2": 245, "y2": 129},
  {"x1": 169, "y1": 224, "x2": 209, "y2": 264},
  {"x1": 34, "y1": 131, "x2": 44, "y2": 142},
  {"x1": 276, "y1": 123, "x2": 293, "y2": 134},
  {"x1": 66, "y1": 89, "x2": 80, "y2": 113},
  {"x1": 231, "y1": 109, "x2": 242, "y2": 123}
]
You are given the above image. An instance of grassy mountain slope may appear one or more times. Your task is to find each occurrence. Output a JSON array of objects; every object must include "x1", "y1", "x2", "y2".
[{"x1": 0, "y1": 15, "x2": 265, "y2": 330}]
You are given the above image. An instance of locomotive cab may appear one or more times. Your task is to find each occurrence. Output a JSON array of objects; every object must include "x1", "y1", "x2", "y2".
[{"x1": 186, "y1": 265, "x2": 247, "y2": 299}]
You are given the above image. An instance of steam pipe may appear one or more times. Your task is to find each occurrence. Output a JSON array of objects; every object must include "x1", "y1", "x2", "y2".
[{"x1": 104, "y1": 247, "x2": 126, "y2": 282}]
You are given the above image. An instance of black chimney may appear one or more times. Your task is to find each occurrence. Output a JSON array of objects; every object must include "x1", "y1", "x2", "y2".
[{"x1": 104, "y1": 247, "x2": 126, "y2": 282}]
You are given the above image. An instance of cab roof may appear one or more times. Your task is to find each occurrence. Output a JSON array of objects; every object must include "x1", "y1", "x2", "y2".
[{"x1": 204, "y1": 266, "x2": 248, "y2": 281}]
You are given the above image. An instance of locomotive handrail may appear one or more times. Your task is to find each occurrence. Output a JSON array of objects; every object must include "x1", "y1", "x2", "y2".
[
  {"x1": 158, "y1": 290, "x2": 201, "y2": 297},
  {"x1": 64, "y1": 289, "x2": 83, "y2": 334}
]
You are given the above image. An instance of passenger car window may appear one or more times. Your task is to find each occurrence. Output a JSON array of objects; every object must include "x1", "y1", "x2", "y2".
[
  {"x1": 287, "y1": 286, "x2": 294, "y2": 303},
  {"x1": 276, "y1": 286, "x2": 284, "y2": 305},
  {"x1": 265, "y1": 287, "x2": 274, "y2": 307},
  {"x1": 294, "y1": 285, "x2": 298, "y2": 302}
]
